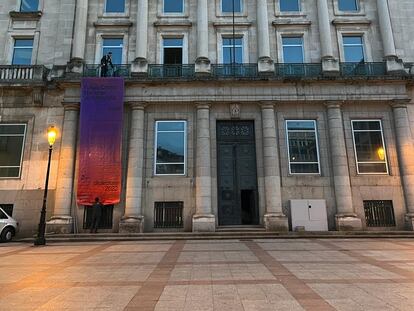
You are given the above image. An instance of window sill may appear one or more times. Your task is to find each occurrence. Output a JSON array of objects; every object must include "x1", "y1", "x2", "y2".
[
  {"x1": 100, "y1": 13, "x2": 130, "y2": 18},
  {"x1": 275, "y1": 13, "x2": 306, "y2": 18},
  {"x1": 157, "y1": 13, "x2": 189, "y2": 19},
  {"x1": 9, "y1": 11, "x2": 42, "y2": 20},
  {"x1": 334, "y1": 11, "x2": 366, "y2": 17}
]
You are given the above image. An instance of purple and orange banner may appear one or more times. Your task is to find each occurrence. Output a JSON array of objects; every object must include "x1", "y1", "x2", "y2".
[{"x1": 77, "y1": 78, "x2": 124, "y2": 205}]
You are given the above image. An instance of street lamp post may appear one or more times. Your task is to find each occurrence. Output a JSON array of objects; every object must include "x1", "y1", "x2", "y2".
[{"x1": 34, "y1": 126, "x2": 57, "y2": 246}]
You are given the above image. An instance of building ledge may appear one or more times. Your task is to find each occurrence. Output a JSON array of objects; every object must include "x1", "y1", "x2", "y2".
[{"x1": 9, "y1": 11, "x2": 42, "y2": 20}]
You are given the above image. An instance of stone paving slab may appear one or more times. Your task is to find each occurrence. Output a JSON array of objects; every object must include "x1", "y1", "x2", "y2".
[{"x1": 1, "y1": 238, "x2": 414, "y2": 310}]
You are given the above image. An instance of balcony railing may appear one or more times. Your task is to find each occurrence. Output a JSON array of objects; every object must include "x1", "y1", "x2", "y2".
[
  {"x1": 83, "y1": 64, "x2": 131, "y2": 77},
  {"x1": 275, "y1": 63, "x2": 322, "y2": 78},
  {"x1": 148, "y1": 64, "x2": 195, "y2": 78},
  {"x1": 211, "y1": 64, "x2": 258, "y2": 78},
  {"x1": 340, "y1": 62, "x2": 387, "y2": 77},
  {"x1": 0, "y1": 65, "x2": 47, "y2": 81}
]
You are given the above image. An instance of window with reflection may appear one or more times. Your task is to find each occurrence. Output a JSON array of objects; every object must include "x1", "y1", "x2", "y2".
[
  {"x1": 282, "y1": 36, "x2": 304, "y2": 63},
  {"x1": 343, "y1": 36, "x2": 364, "y2": 62},
  {"x1": 338, "y1": 0, "x2": 358, "y2": 11},
  {"x1": 222, "y1": 0, "x2": 242, "y2": 13},
  {"x1": 102, "y1": 38, "x2": 123, "y2": 64},
  {"x1": 351, "y1": 120, "x2": 388, "y2": 174},
  {"x1": 12, "y1": 39, "x2": 33, "y2": 65},
  {"x1": 0, "y1": 124, "x2": 26, "y2": 178},
  {"x1": 163, "y1": 0, "x2": 184, "y2": 13},
  {"x1": 105, "y1": 0, "x2": 125, "y2": 13},
  {"x1": 155, "y1": 121, "x2": 186, "y2": 175},
  {"x1": 222, "y1": 37, "x2": 243, "y2": 64},
  {"x1": 286, "y1": 120, "x2": 320, "y2": 174},
  {"x1": 20, "y1": 0, "x2": 39, "y2": 12},
  {"x1": 280, "y1": 0, "x2": 300, "y2": 12}
]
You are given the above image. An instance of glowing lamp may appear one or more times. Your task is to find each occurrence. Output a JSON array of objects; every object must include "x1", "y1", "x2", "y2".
[
  {"x1": 377, "y1": 147, "x2": 385, "y2": 161},
  {"x1": 47, "y1": 126, "x2": 57, "y2": 146}
]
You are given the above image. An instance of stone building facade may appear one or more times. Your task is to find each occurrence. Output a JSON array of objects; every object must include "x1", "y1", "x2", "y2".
[{"x1": 0, "y1": 0, "x2": 414, "y2": 237}]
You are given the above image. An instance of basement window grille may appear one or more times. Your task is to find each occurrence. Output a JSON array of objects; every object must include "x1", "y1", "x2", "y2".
[
  {"x1": 83, "y1": 205, "x2": 114, "y2": 229},
  {"x1": 154, "y1": 201, "x2": 183, "y2": 228},
  {"x1": 363, "y1": 200, "x2": 396, "y2": 227}
]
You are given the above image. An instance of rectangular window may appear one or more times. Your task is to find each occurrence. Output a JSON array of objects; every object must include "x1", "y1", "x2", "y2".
[
  {"x1": 20, "y1": 0, "x2": 39, "y2": 12},
  {"x1": 155, "y1": 121, "x2": 186, "y2": 175},
  {"x1": 163, "y1": 0, "x2": 184, "y2": 13},
  {"x1": 280, "y1": 0, "x2": 300, "y2": 12},
  {"x1": 338, "y1": 0, "x2": 358, "y2": 11},
  {"x1": 343, "y1": 36, "x2": 364, "y2": 62},
  {"x1": 154, "y1": 202, "x2": 184, "y2": 228},
  {"x1": 105, "y1": 0, "x2": 125, "y2": 13},
  {"x1": 12, "y1": 39, "x2": 33, "y2": 65},
  {"x1": 364, "y1": 200, "x2": 396, "y2": 227},
  {"x1": 163, "y1": 38, "x2": 183, "y2": 64},
  {"x1": 222, "y1": 0, "x2": 242, "y2": 13},
  {"x1": 102, "y1": 38, "x2": 123, "y2": 64},
  {"x1": 351, "y1": 120, "x2": 388, "y2": 174},
  {"x1": 222, "y1": 37, "x2": 243, "y2": 64},
  {"x1": 286, "y1": 120, "x2": 320, "y2": 174},
  {"x1": 282, "y1": 36, "x2": 304, "y2": 63},
  {"x1": 0, "y1": 124, "x2": 26, "y2": 178}
]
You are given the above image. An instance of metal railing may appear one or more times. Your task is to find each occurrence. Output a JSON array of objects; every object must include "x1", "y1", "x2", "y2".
[
  {"x1": 83, "y1": 64, "x2": 131, "y2": 77},
  {"x1": 154, "y1": 201, "x2": 183, "y2": 229},
  {"x1": 275, "y1": 63, "x2": 322, "y2": 78},
  {"x1": 363, "y1": 200, "x2": 396, "y2": 227},
  {"x1": 211, "y1": 63, "x2": 258, "y2": 78},
  {"x1": 340, "y1": 62, "x2": 387, "y2": 77},
  {"x1": 0, "y1": 65, "x2": 47, "y2": 81},
  {"x1": 148, "y1": 64, "x2": 195, "y2": 78}
]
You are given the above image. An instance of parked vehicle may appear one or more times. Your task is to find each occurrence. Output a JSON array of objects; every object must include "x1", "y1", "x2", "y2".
[{"x1": 0, "y1": 207, "x2": 19, "y2": 242}]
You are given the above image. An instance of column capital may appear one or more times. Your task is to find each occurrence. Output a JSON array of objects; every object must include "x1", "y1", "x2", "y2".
[
  {"x1": 391, "y1": 99, "x2": 411, "y2": 109},
  {"x1": 259, "y1": 101, "x2": 277, "y2": 110},
  {"x1": 324, "y1": 101, "x2": 344, "y2": 109},
  {"x1": 62, "y1": 102, "x2": 80, "y2": 111},
  {"x1": 127, "y1": 101, "x2": 147, "y2": 110},
  {"x1": 195, "y1": 102, "x2": 211, "y2": 110}
]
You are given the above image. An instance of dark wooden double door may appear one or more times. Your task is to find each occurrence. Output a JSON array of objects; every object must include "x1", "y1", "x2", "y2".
[{"x1": 217, "y1": 121, "x2": 259, "y2": 226}]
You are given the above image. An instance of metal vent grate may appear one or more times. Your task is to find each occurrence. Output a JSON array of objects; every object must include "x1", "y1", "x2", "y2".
[
  {"x1": 83, "y1": 205, "x2": 114, "y2": 229},
  {"x1": 363, "y1": 200, "x2": 396, "y2": 227},
  {"x1": 154, "y1": 202, "x2": 183, "y2": 228}
]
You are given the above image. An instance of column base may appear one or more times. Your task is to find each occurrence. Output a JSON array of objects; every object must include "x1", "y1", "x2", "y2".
[
  {"x1": 46, "y1": 216, "x2": 73, "y2": 234},
  {"x1": 67, "y1": 58, "x2": 84, "y2": 75},
  {"x1": 119, "y1": 216, "x2": 144, "y2": 233},
  {"x1": 405, "y1": 214, "x2": 414, "y2": 231},
  {"x1": 321, "y1": 57, "x2": 339, "y2": 76},
  {"x1": 195, "y1": 57, "x2": 211, "y2": 74},
  {"x1": 335, "y1": 214, "x2": 362, "y2": 231},
  {"x1": 263, "y1": 213, "x2": 289, "y2": 232},
  {"x1": 258, "y1": 56, "x2": 274, "y2": 73},
  {"x1": 385, "y1": 56, "x2": 405, "y2": 75},
  {"x1": 131, "y1": 57, "x2": 148, "y2": 75},
  {"x1": 192, "y1": 214, "x2": 216, "y2": 232}
]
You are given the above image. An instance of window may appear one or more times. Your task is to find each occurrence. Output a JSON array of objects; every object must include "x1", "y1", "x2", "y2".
[
  {"x1": 222, "y1": 37, "x2": 243, "y2": 64},
  {"x1": 163, "y1": 0, "x2": 184, "y2": 13},
  {"x1": 20, "y1": 0, "x2": 39, "y2": 12},
  {"x1": 163, "y1": 38, "x2": 183, "y2": 64},
  {"x1": 338, "y1": 0, "x2": 358, "y2": 11},
  {"x1": 280, "y1": 0, "x2": 300, "y2": 12},
  {"x1": 343, "y1": 36, "x2": 364, "y2": 62},
  {"x1": 351, "y1": 120, "x2": 388, "y2": 174},
  {"x1": 286, "y1": 120, "x2": 320, "y2": 174},
  {"x1": 282, "y1": 37, "x2": 304, "y2": 63},
  {"x1": 222, "y1": 0, "x2": 242, "y2": 13},
  {"x1": 0, "y1": 204, "x2": 13, "y2": 217},
  {"x1": 155, "y1": 121, "x2": 186, "y2": 175},
  {"x1": 102, "y1": 38, "x2": 123, "y2": 64},
  {"x1": 154, "y1": 202, "x2": 184, "y2": 228},
  {"x1": 0, "y1": 124, "x2": 26, "y2": 178},
  {"x1": 364, "y1": 200, "x2": 395, "y2": 227},
  {"x1": 12, "y1": 39, "x2": 33, "y2": 65},
  {"x1": 105, "y1": 0, "x2": 125, "y2": 13}
]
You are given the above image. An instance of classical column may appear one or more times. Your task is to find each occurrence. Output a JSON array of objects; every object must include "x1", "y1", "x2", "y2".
[
  {"x1": 119, "y1": 102, "x2": 146, "y2": 233},
  {"x1": 392, "y1": 101, "x2": 414, "y2": 229},
  {"x1": 316, "y1": 0, "x2": 339, "y2": 74},
  {"x1": 70, "y1": 0, "x2": 88, "y2": 73},
  {"x1": 376, "y1": 0, "x2": 404, "y2": 73},
  {"x1": 261, "y1": 103, "x2": 288, "y2": 231},
  {"x1": 193, "y1": 104, "x2": 215, "y2": 232},
  {"x1": 132, "y1": 0, "x2": 149, "y2": 74},
  {"x1": 256, "y1": 0, "x2": 274, "y2": 73},
  {"x1": 326, "y1": 102, "x2": 362, "y2": 230},
  {"x1": 195, "y1": 0, "x2": 211, "y2": 73},
  {"x1": 46, "y1": 103, "x2": 79, "y2": 234}
]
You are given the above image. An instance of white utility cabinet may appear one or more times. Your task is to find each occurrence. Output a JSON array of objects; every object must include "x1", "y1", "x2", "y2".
[{"x1": 290, "y1": 199, "x2": 328, "y2": 231}]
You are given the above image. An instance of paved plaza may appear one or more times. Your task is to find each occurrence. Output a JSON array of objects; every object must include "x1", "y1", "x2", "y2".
[{"x1": 2, "y1": 238, "x2": 414, "y2": 310}]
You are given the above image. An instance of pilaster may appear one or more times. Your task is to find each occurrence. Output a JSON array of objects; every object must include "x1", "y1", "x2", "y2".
[{"x1": 257, "y1": 0, "x2": 274, "y2": 73}]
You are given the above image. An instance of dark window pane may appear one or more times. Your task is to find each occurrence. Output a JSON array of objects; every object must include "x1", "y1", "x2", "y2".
[
  {"x1": 0, "y1": 167, "x2": 20, "y2": 178},
  {"x1": 156, "y1": 164, "x2": 184, "y2": 175},
  {"x1": 164, "y1": 0, "x2": 183, "y2": 13},
  {"x1": 280, "y1": 0, "x2": 300, "y2": 11},
  {"x1": 157, "y1": 122, "x2": 185, "y2": 131},
  {"x1": 163, "y1": 48, "x2": 183, "y2": 64},
  {"x1": 352, "y1": 121, "x2": 381, "y2": 131},
  {"x1": 287, "y1": 121, "x2": 315, "y2": 130},
  {"x1": 354, "y1": 131, "x2": 385, "y2": 162},
  {"x1": 358, "y1": 163, "x2": 387, "y2": 174},
  {"x1": 105, "y1": 0, "x2": 125, "y2": 13},
  {"x1": 290, "y1": 163, "x2": 319, "y2": 174},
  {"x1": 0, "y1": 210, "x2": 7, "y2": 219},
  {"x1": 288, "y1": 132, "x2": 318, "y2": 162},
  {"x1": 0, "y1": 125, "x2": 26, "y2": 135},
  {"x1": 339, "y1": 0, "x2": 358, "y2": 11},
  {"x1": 222, "y1": 0, "x2": 242, "y2": 12},
  {"x1": 0, "y1": 136, "x2": 24, "y2": 167},
  {"x1": 20, "y1": 0, "x2": 39, "y2": 12},
  {"x1": 157, "y1": 132, "x2": 185, "y2": 163}
]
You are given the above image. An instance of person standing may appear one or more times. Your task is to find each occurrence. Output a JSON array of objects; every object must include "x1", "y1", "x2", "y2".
[
  {"x1": 90, "y1": 197, "x2": 103, "y2": 233},
  {"x1": 100, "y1": 51, "x2": 114, "y2": 77}
]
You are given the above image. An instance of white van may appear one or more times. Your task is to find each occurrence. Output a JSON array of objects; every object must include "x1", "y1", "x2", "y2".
[{"x1": 0, "y1": 207, "x2": 19, "y2": 242}]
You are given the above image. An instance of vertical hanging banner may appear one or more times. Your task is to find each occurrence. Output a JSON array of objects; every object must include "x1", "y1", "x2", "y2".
[{"x1": 77, "y1": 77, "x2": 124, "y2": 205}]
